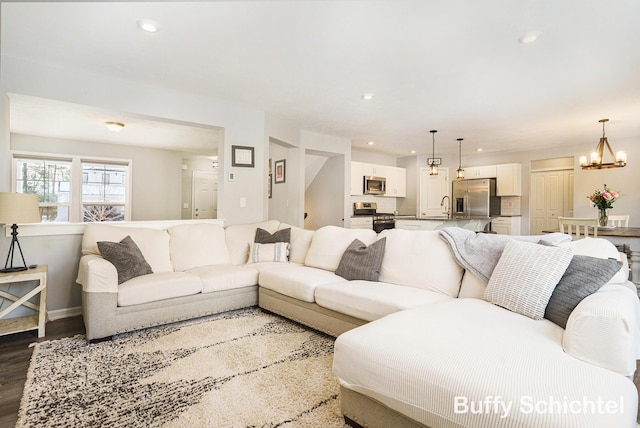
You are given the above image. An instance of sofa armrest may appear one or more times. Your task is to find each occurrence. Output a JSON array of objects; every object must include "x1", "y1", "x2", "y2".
[
  {"x1": 563, "y1": 282, "x2": 640, "y2": 377},
  {"x1": 76, "y1": 254, "x2": 118, "y2": 293}
]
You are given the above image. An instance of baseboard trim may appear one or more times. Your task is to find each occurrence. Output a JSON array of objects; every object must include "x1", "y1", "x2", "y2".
[{"x1": 48, "y1": 306, "x2": 82, "y2": 321}]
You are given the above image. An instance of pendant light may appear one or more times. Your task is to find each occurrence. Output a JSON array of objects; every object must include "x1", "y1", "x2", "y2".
[
  {"x1": 579, "y1": 119, "x2": 626, "y2": 169},
  {"x1": 429, "y1": 130, "x2": 438, "y2": 175},
  {"x1": 456, "y1": 138, "x2": 465, "y2": 179}
]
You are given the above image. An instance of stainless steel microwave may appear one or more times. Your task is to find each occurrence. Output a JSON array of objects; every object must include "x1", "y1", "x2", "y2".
[{"x1": 364, "y1": 176, "x2": 386, "y2": 195}]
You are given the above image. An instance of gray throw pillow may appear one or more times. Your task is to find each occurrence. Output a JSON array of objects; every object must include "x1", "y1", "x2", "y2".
[
  {"x1": 335, "y1": 238, "x2": 386, "y2": 281},
  {"x1": 544, "y1": 255, "x2": 622, "y2": 328},
  {"x1": 97, "y1": 235, "x2": 153, "y2": 285},
  {"x1": 255, "y1": 228, "x2": 291, "y2": 244}
]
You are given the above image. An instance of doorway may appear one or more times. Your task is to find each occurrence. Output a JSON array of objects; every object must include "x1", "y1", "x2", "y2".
[
  {"x1": 192, "y1": 171, "x2": 218, "y2": 219},
  {"x1": 419, "y1": 167, "x2": 450, "y2": 217},
  {"x1": 529, "y1": 168, "x2": 573, "y2": 234}
]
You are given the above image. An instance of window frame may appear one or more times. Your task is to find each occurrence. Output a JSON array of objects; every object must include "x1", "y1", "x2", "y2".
[{"x1": 12, "y1": 151, "x2": 132, "y2": 223}]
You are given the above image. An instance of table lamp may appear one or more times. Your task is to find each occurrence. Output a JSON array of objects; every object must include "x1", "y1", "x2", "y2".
[{"x1": 0, "y1": 193, "x2": 41, "y2": 273}]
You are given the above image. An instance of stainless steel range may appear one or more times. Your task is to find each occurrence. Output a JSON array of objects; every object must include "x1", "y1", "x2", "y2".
[{"x1": 353, "y1": 202, "x2": 395, "y2": 232}]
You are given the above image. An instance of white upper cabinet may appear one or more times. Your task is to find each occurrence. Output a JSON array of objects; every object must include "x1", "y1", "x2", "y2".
[
  {"x1": 496, "y1": 163, "x2": 522, "y2": 196},
  {"x1": 350, "y1": 161, "x2": 365, "y2": 195},
  {"x1": 385, "y1": 167, "x2": 406, "y2": 197},
  {"x1": 464, "y1": 165, "x2": 497, "y2": 179}
]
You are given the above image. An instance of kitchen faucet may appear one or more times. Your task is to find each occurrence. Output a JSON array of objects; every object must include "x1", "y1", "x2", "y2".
[{"x1": 440, "y1": 195, "x2": 451, "y2": 217}]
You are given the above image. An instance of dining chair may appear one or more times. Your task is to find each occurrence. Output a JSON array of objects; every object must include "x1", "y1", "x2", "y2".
[
  {"x1": 607, "y1": 214, "x2": 629, "y2": 227},
  {"x1": 558, "y1": 217, "x2": 598, "y2": 239}
]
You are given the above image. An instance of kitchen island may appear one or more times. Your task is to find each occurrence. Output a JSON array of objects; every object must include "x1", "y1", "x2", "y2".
[{"x1": 395, "y1": 216, "x2": 492, "y2": 232}]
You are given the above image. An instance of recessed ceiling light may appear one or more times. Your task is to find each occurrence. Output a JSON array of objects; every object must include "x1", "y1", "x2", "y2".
[
  {"x1": 410, "y1": 150, "x2": 416, "y2": 154},
  {"x1": 367, "y1": 141, "x2": 374, "y2": 145},
  {"x1": 361, "y1": 93, "x2": 374, "y2": 101},
  {"x1": 137, "y1": 19, "x2": 161, "y2": 33},
  {"x1": 518, "y1": 33, "x2": 538, "y2": 44},
  {"x1": 105, "y1": 121, "x2": 125, "y2": 132},
  {"x1": 476, "y1": 148, "x2": 483, "y2": 152}
]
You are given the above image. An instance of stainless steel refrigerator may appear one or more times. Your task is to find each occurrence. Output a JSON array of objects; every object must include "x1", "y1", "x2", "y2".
[{"x1": 452, "y1": 178, "x2": 501, "y2": 218}]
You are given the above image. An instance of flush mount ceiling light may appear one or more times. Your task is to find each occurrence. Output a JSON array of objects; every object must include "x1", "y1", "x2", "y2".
[
  {"x1": 456, "y1": 138, "x2": 465, "y2": 179},
  {"x1": 580, "y1": 118, "x2": 626, "y2": 169},
  {"x1": 104, "y1": 121, "x2": 125, "y2": 132},
  {"x1": 137, "y1": 18, "x2": 161, "y2": 33},
  {"x1": 518, "y1": 33, "x2": 538, "y2": 44},
  {"x1": 429, "y1": 130, "x2": 438, "y2": 176}
]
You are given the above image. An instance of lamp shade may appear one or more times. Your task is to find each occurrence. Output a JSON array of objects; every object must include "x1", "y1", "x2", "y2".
[{"x1": 0, "y1": 193, "x2": 41, "y2": 225}]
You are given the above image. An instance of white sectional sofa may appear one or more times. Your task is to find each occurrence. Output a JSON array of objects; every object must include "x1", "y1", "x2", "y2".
[{"x1": 77, "y1": 219, "x2": 640, "y2": 427}]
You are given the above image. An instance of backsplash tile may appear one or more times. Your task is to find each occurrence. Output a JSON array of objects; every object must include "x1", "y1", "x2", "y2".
[{"x1": 501, "y1": 196, "x2": 521, "y2": 216}]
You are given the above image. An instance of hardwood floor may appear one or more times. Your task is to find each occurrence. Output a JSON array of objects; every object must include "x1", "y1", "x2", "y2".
[
  {"x1": 0, "y1": 316, "x2": 85, "y2": 428},
  {"x1": 1, "y1": 316, "x2": 639, "y2": 426}
]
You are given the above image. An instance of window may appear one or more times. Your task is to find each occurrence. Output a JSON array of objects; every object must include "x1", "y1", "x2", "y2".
[
  {"x1": 13, "y1": 153, "x2": 131, "y2": 223},
  {"x1": 14, "y1": 157, "x2": 72, "y2": 222},
  {"x1": 81, "y1": 162, "x2": 128, "y2": 222}
]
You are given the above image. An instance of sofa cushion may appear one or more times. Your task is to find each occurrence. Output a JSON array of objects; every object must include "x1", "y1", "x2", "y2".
[
  {"x1": 559, "y1": 237, "x2": 628, "y2": 284},
  {"x1": 457, "y1": 270, "x2": 486, "y2": 299},
  {"x1": 117, "y1": 272, "x2": 202, "y2": 306},
  {"x1": 564, "y1": 283, "x2": 640, "y2": 377},
  {"x1": 333, "y1": 298, "x2": 638, "y2": 428},
  {"x1": 82, "y1": 224, "x2": 173, "y2": 273},
  {"x1": 185, "y1": 264, "x2": 258, "y2": 293},
  {"x1": 247, "y1": 242, "x2": 289, "y2": 263},
  {"x1": 377, "y1": 229, "x2": 463, "y2": 297},
  {"x1": 225, "y1": 220, "x2": 281, "y2": 265},
  {"x1": 315, "y1": 280, "x2": 450, "y2": 322},
  {"x1": 484, "y1": 240, "x2": 573, "y2": 320},
  {"x1": 97, "y1": 235, "x2": 153, "y2": 284},
  {"x1": 258, "y1": 264, "x2": 346, "y2": 302},
  {"x1": 279, "y1": 223, "x2": 314, "y2": 264},
  {"x1": 335, "y1": 238, "x2": 386, "y2": 281},
  {"x1": 304, "y1": 226, "x2": 377, "y2": 272},
  {"x1": 168, "y1": 224, "x2": 230, "y2": 271},
  {"x1": 255, "y1": 227, "x2": 290, "y2": 244},
  {"x1": 544, "y1": 255, "x2": 622, "y2": 328}
]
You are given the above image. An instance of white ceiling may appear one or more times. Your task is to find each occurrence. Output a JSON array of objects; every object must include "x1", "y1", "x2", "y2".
[{"x1": 2, "y1": 0, "x2": 640, "y2": 157}]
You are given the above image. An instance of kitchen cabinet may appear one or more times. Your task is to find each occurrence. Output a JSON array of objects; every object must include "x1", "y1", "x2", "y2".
[
  {"x1": 350, "y1": 216, "x2": 373, "y2": 229},
  {"x1": 385, "y1": 167, "x2": 406, "y2": 197},
  {"x1": 496, "y1": 163, "x2": 522, "y2": 196},
  {"x1": 350, "y1": 161, "x2": 365, "y2": 195},
  {"x1": 491, "y1": 216, "x2": 521, "y2": 235},
  {"x1": 464, "y1": 165, "x2": 497, "y2": 179}
]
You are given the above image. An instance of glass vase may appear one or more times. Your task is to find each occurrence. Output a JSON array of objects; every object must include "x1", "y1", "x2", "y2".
[{"x1": 598, "y1": 209, "x2": 608, "y2": 227}]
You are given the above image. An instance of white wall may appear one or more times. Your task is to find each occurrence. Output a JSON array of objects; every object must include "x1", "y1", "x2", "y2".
[
  {"x1": 351, "y1": 148, "x2": 397, "y2": 166},
  {"x1": 305, "y1": 154, "x2": 346, "y2": 230}
]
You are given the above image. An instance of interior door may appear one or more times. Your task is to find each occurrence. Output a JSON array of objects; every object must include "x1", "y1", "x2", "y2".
[
  {"x1": 193, "y1": 171, "x2": 217, "y2": 219},
  {"x1": 529, "y1": 170, "x2": 571, "y2": 234},
  {"x1": 419, "y1": 167, "x2": 449, "y2": 217}
]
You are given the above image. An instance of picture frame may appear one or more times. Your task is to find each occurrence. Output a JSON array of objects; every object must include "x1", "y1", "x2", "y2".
[
  {"x1": 231, "y1": 145, "x2": 255, "y2": 167},
  {"x1": 274, "y1": 159, "x2": 286, "y2": 183},
  {"x1": 427, "y1": 157, "x2": 442, "y2": 165},
  {"x1": 268, "y1": 174, "x2": 273, "y2": 198}
]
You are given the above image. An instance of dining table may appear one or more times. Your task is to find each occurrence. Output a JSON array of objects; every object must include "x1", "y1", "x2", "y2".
[{"x1": 542, "y1": 227, "x2": 640, "y2": 292}]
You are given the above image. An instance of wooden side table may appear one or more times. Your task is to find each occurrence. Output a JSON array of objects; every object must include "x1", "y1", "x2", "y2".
[{"x1": 0, "y1": 265, "x2": 48, "y2": 338}]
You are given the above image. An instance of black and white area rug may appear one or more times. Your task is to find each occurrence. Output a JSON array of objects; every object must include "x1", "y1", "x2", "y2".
[{"x1": 17, "y1": 308, "x2": 347, "y2": 427}]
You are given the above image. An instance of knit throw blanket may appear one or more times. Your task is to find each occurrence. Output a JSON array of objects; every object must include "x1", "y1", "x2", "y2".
[{"x1": 439, "y1": 227, "x2": 572, "y2": 283}]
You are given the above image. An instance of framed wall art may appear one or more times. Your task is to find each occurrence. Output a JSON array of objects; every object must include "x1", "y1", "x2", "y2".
[
  {"x1": 231, "y1": 145, "x2": 255, "y2": 167},
  {"x1": 274, "y1": 159, "x2": 286, "y2": 183}
]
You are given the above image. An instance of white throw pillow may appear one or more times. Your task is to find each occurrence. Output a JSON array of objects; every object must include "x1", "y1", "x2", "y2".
[
  {"x1": 168, "y1": 224, "x2": 230, "y2": 271},
  {"x1": 304, "y1": 225, "x2": 377, "y2": 272},
  {"x1": 247, "y1": 242, "x2": 289, "y2": 263},
  {"x1": 559, "y1": 237, "x2": 627, "y2": 284},
  {"x1": 225, "y1": 220, "x2": 281, "y2": 265},
  {"x1": 484, "y1": 240, "x2": 573, "y2": 320},
  {"x1": 279, "y1": 223, "x2": 314, "y2": 264}
]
